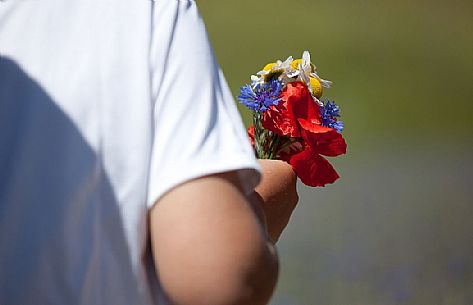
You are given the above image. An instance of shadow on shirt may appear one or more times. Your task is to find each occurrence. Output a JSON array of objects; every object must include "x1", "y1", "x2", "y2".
[{"x1": 0, "y1": 56, "x2": 148, "y2": 305}]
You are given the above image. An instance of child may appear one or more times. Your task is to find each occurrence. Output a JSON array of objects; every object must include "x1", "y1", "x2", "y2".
[{"x1": 0, "y1": 0, "x2": 298, "y2": 304}]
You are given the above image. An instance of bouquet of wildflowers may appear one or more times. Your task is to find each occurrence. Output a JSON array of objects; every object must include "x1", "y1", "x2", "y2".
[{"x1": 238, "y1": 51, "x2": 347, "y2": 187}]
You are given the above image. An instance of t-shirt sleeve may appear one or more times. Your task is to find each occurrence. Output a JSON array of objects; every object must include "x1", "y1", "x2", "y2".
[{"x1": 146, "y1": 0, "x2": 261, "y2": 208}]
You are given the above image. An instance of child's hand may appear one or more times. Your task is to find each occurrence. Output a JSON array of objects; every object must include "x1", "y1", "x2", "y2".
[{"x1": 252, "y1": 159, "x2": 299, "y2": 243}]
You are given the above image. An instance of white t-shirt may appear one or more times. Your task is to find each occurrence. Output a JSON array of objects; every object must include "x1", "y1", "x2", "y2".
[{"x1": 0, "y1": 1, "x2": 260, "y2": 304}]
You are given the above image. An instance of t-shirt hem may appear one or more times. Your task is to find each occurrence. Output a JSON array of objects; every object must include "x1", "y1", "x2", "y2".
[{"x1": 147, "y1": 157, "x2": 261, "y2": 209}]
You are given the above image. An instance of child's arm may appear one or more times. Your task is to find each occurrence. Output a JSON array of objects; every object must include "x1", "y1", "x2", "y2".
[
  {"x1": 252, "y1": 160, "x2": 299, "y2": 243},
  {"x1": 149, "y1": 161, "x2": 298, "y2": 305},
  {"x1": 149, "y1": 171, "x2": 278, "y2": 305}
]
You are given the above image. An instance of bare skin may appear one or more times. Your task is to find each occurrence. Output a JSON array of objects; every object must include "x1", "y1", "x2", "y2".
[
  {"x1": 149, "y1": 160, "x2": 298, "y2": 305},
  {"x1": 252, "y1": 160, "x2": 299, "y2": 243}
]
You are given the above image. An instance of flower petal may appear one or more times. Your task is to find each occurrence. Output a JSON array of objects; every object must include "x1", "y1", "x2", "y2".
[
  {"x1": 302, "y1": 129, "x2": 347, "y2": 157},
  {"x1": 302, "y1": 51, "x2": 311, "y2": 69},
  {"x1": 286, "y1": 82, "x2": 320, "y2": 121},
  {"x1": 298, "y1": 118, "x2": 332, "y2": 134},
  {"x1": 262, "y1": 86, "x2": 301, "y2": 137},
  {"x1": 247, "y1": 125, "x2": 255, "y2": 147},
  {"x1": 262, "y1": 81, "x2": 322, "y2": 137},
  {"x1": 283, "y1": 146, "x2": 340, "y2": 187},
  {"x1": 262, "y1": 105, "x2": 299, "y2": 137}
]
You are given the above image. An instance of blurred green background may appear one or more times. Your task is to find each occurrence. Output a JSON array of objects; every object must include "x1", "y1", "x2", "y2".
[{"x1": 199, "y1": 0, "x2": 473, "y2": 304}]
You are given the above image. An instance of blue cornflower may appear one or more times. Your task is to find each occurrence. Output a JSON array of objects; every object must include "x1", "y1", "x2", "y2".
[
  {"x1": 320, "y1": 99, "x2": 344, "y2": 133},
  {"x1": 238, "y1": 79, "x2": 283, "y2": 112}
]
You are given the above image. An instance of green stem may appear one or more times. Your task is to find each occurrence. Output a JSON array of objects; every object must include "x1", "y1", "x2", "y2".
[{"x1": 267, "y1": 134, "x2": 281, "y2": 159}]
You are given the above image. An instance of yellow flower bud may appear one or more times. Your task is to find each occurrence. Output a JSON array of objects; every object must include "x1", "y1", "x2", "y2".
[
  {"x1": 310, "y1": 77, "x2": 323, "y2": 99},
  {"x1": 262, "y1": 62, "x2": 283, "y2": 81},
  {"x1": 291, "y1": 59, "x2": 302, "y2": 70},
  {"x1": 263, "y1": 63, "x2": 276, "y2": 71}
]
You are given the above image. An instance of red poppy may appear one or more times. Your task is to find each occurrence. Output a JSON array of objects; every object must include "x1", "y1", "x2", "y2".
[
  {"x1": 262, "y1": 81, "x2": 324, "y2": 137},
  {"x1": 281, "y1": 129, "x2": 346, "y2": 186},
  {"x1": 256, "y1": 81, "x2": 347, "y2": 186}
]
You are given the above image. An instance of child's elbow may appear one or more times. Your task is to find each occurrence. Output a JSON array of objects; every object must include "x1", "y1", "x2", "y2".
[{"x1": 161, "y1": 244, "x2": 279, "y2": 305}]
